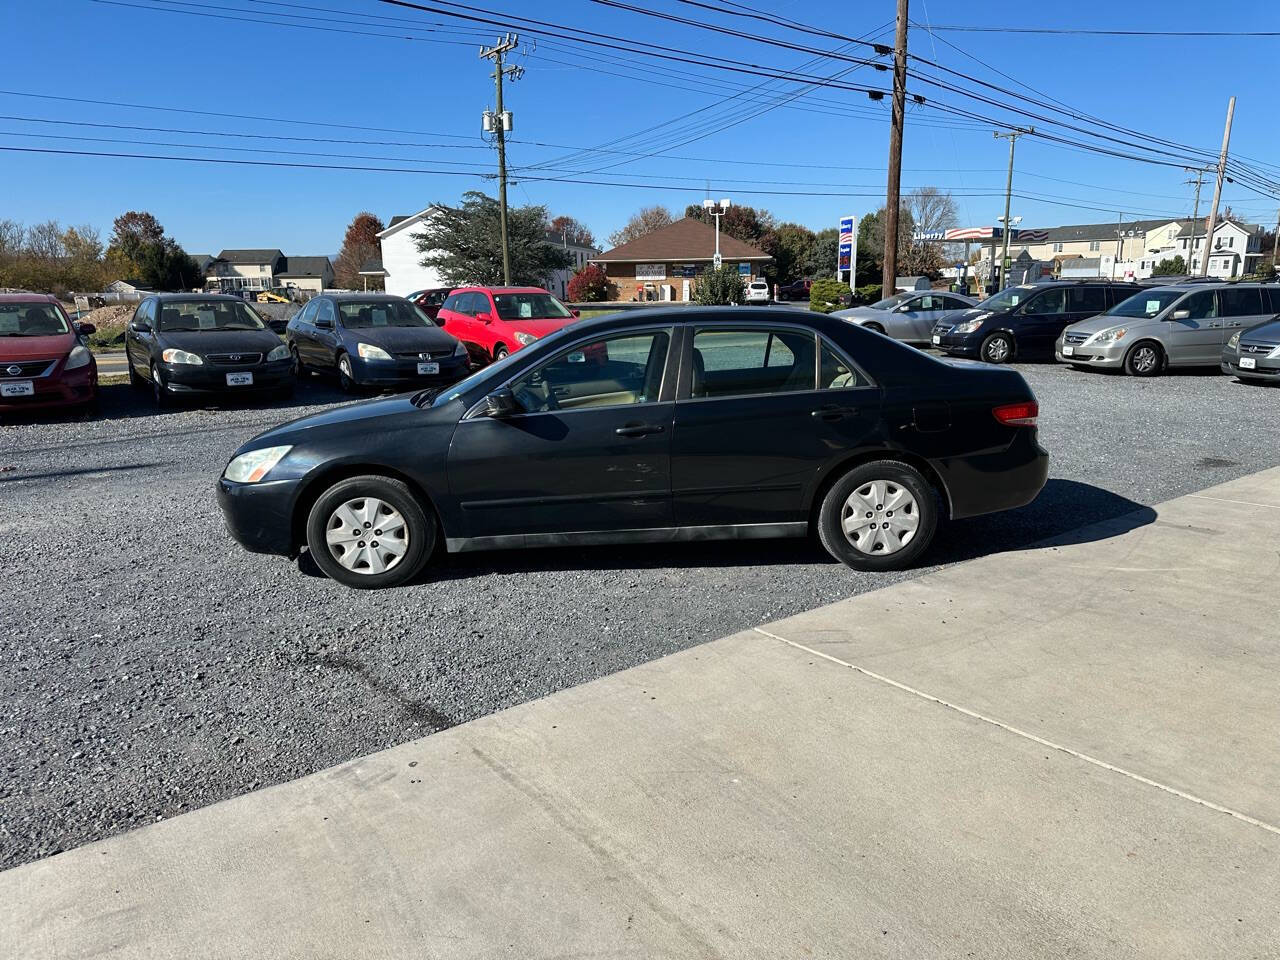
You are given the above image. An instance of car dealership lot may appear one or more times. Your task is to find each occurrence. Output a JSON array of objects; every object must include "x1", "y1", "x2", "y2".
[{"x1": 1, "y1": 365, "x2": 1277, "y2": 868}]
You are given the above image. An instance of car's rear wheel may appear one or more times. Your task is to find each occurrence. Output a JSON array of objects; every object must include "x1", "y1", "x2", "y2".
[
  {"x1": 305, "y1": 475, "x2": 435, "y2": 589},
  {"x1": 1124, "y1": 341, "x2": 1163, "y2": 377},
  {"x1": 337, "y1": 353, "x2": 358, "y2": 392},
  {"x1": 980, "y1": 332, "x2": 1014, "y2": 364},
  {"x1": 817, "y1": 460, "x2": 938, "y2": 571}
]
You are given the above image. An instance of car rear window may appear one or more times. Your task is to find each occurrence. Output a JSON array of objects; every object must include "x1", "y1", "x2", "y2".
[{"x1": 0, "y1": 303, "x2": 70, "y2": 336}]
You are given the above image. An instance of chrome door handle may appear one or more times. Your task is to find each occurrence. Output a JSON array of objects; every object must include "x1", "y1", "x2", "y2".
[{"x1": 615, "y1": 423, "x2": 665, "y2": 437}]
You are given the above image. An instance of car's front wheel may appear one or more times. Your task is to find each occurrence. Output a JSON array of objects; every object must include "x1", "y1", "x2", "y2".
[
  {"x1": 492, "y1": 344, "x2": 509, "y2": 362},
  {"x1": 816, "y1": 460, "x2": 938, "y2": 571},
  {"x1": 980, "y1": 332, "x2": 1014, "y2": 364},
  {"x1": 150, "y1": 363, "x2": 171, "y2": 408},
  {"x1": 337, "y1": 352, "x2": 358, "y2": 392},
  {"x1": 1124, "y1": 341, "x2": 1163, "y2": 377},
  {"x1": 305, "y1": 475, "x2": 436, "y2": 589}
]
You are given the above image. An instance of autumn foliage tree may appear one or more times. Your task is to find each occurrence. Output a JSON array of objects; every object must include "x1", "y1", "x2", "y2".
[
  {"x1": 550, "y1": 215, "x2": 596, "y2": 248},
  {"x1": 566, "y1": 263, "x2": 609, "y2": 301},
  {"x1": 335, "y1": 211, "x2": 385, "y2": 289}
]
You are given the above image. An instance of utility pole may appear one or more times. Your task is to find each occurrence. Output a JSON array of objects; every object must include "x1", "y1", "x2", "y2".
[
  {"x1": 480, "y1": 34, "x2": 522, "y2": 286},
  {"x1": 1112, "y1": 214, "x2": 1124, "y2": 280},
  {"x1": 1183, "y1": 168, "x2": 1206, "y2": 274},
  {"x1": 1272, "y1": 208, "x2": 1279, "y2": 271},
  {"x1": 994, "y1": 127, "x2": 1032, "y2": 292},
  {"x1": 881, "y1": 0, "x2": 908, "y2": 295},
  {"x1": 1199, "y1": 95, "x2": 1235, "y2": 277}
]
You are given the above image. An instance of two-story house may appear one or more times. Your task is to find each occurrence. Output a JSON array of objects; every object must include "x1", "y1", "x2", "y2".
[{"x1": 204, "y1": 250, "x2": 334, "y2": 294}]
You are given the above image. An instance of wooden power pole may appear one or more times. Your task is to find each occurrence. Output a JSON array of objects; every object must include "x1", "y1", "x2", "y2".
[
  {"x1": 881, "y1": 0, "x2": 909, "y2": 295},
  {"x1": 1198, "y1": 96, "x2": 1235, "y2": 277},
  {"x1": 481, "y1": 35, "x2": 522, "y2": 286}
]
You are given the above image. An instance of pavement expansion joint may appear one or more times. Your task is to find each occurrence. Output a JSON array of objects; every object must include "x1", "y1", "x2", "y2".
[{"x1": 752, "y1": 626, "x2": 1280, "y2": 839}]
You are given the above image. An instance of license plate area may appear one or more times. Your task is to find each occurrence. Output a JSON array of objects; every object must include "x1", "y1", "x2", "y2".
[
  {"x1": 226, "y1": 372, "x2": 254, "y2": 386},
  {"x1": 931, "y1": 335, "x2": 941, "y2": 346},
  {"x1": 1, "y1": 380, "x2": 34, "y2": 397},
  {"x1": 1240, "y1": 357, "x2": 1256, "y2": 370},
  {"x1": 1062, "y1": 345, "x2": 1074, "y2": 356},
  {"x1": 417, "y1": 361, "x2": 440, "y2": 375}
]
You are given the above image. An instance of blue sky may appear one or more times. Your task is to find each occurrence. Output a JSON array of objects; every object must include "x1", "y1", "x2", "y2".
[{"x1": 3, "y1": 0, "x2": 1278, "y2": 256}]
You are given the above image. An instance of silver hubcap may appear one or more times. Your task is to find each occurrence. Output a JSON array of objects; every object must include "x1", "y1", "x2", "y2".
[
  {"x1": 1133, "y1": 347, "x2": 1157, "y2": 373},
  {"x1": 841, "y1": 480, "x2": 920, "y2": 556},
  {"x1": 325, "y1": 497, "x2": 409, "y2": 575},
  {"x1": 985, "y1": 337, "x2": 1010, "y2": 362},
  {"x1": 340, "y1": 358, "x2": 352, "y2": 378}
]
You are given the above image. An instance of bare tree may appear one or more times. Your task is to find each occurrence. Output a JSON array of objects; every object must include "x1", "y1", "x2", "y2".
[
  {"x1": 607, "y1": 205, "x2": 674, "y2": 248},
  {"x1": 906, "y1": 187, "x2": 958, "y2": 237}
]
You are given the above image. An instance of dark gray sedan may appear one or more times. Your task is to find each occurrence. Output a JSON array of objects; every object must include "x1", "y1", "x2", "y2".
[{"x1": 1223, "y1": 315, "x2": 1280, "y2": 383}]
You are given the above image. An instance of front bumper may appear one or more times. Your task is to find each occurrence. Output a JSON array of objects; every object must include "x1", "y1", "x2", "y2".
[
  {"x1": 936, "y1": 332, "x2": 981, "y2": 357},
  {"x1": 350, "y1": 354, "x2": 470, "y2": 386},
  {"x1": 1221, "y1": 353, "x2": 1280, "y2": 379},
  {"x1": 0, "y1": 363, "x2": 96, "y2": 411},
  {"x1": 216, "y1": 476, "x2": 300, "y2": 556},
  {"x1": 163, "y1": 358, "x2": 294, "y2": 394},
  {"x1": 1055, "y1": 336, "x2": 1125, "y2": 368}
]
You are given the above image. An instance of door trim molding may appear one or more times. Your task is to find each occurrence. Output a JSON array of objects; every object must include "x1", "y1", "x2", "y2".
[{"x1": 445, "y1": 521, "x2": 807, "y2": 553}]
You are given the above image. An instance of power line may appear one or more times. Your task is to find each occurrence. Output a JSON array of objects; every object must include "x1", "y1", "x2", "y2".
[{"x1": 914, "y1": 25, "x2": 1280, "y2": 37}]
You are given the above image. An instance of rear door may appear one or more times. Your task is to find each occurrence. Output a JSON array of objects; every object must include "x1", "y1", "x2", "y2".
[
  {"x1": 1218, "y1": 286, "x2": 1266, "y2": 341},
  {"x1": 447, "y1": 327, "x2": 676, "y2": 537},
  {"x1": 1165, "y1": 289, "x2": 1222, "y2": 365},
  {"x1": 671, "y1": 323, "x2": 880, "y2": 526},
  {"x1": 901, "y1": 293, "x2": 953, "y2": 343}
]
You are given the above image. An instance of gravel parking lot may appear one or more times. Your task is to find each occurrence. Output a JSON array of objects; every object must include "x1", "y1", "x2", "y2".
[{"x1": 1, "y1": 360, "x2": 1277, "y2": 868}]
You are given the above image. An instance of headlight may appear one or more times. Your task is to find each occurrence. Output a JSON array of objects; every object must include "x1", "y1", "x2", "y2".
[
  {"x1": 1226, "y1": 332, "x2": 1240, "y2": 350},
  {"x1": 952, "y1": 319, "x2": 984, "y2": 334},
  {"x1": 357, "y1": 342, "x2": 392, "y2": 360},
  {"x1": 1269, "y1": 345, "x2": 1280, "y2": 359},
  {"x1": 161, "y1": 348, "x2": 203, "y2": 365},
  {"x1": 452, "y1": 340, "x2": 468, "y2": 357},
  {"x1": 1088, "y1": 327, "x2": 1127, "y2": 345},
  {"x1": 64, "y1": 344, "x2": 92, "y2": 370},
  {"x1": 514, "y1": 331, "x2": 538, "y2": 346},
  {"x1": 223, "y1": 445, "x2": 292, "y2": 483},
  {"x1": 266, "y1": 343, "x2": 290, "y2": 362}
]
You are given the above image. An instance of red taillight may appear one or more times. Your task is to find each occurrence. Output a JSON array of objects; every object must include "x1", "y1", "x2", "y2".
[{"x1": 993, "y1": 401, "x2": 1038, "y2": 426}]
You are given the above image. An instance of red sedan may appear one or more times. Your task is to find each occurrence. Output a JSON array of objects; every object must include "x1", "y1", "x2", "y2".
[
  {"x1": 435, "y1": 286, "x2": 580, "y2": 364},
  {"x1": 0, "y1": 294, "x2": 98, "y2": 414}
]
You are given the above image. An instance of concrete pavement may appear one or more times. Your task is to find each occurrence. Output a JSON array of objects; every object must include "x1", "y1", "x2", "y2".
[{"x1": 3, "y1": 468, "x2": 1279, "y2": 959}]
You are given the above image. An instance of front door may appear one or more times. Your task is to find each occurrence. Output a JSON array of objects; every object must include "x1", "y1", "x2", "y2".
[
  {"x1": 1165, "y1": 289, "x2": 1223, "y2": 364},
  {"x1": 1015, "y1": 286, "x2": 1075, "y2": 357},
  {"x1": 447, "y1": 328, "x2": 676, "y2": 538},
  {"x1": 672, "y1": 324, "x2": 880, "y2": 526},
  {"x1": 126, "y1": 299, "x2": 154, "y2": 375}
]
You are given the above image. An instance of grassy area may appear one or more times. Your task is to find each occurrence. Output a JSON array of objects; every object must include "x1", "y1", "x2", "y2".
[{"x1": 576, "y1": 308, "x2": 622, "y2": 320}]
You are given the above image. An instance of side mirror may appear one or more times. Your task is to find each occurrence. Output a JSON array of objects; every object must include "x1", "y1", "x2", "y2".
[
  {"x1": 75, "y1": 321, "x2": 96, "y2": 335},
  {"x1": 130, "y1": 321, "x2": 150, "y2": 333},
  {"x1": 476, "y1": 311, "x2": 494, "y2": 324},
  {"x1": 481, "y1": 387, "x2": 517, "y2": 418},
  {"x1": 314, "y1": 317, "x2": 332, "y2": 329},
  {"x1": 571, "y1": 309, "x2": 580, "y2": 318},
  {"x1": 1170, "y1": 309, "x2": 1190, "y2": 321}
]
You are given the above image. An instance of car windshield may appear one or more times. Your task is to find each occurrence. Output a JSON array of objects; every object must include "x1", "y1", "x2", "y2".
[
  {"x1": 156, "y1": 301, "x2": 266, "y2": 332},
  {"x1": 493, "y1": 292, "x2": 572, "y2": 321},
  {"x1": 0, "y1": 303, "x2": 70, "y2": 336},
  {"x1": 1106, "y1": 289, "x2": 1186, "y2": 318},
  {"x1": 868, "y1": 293, "x2": 914, "y2": 310},
  {"x1": 339, "y1": 300, "x2": 433, "y2": 329},
  {"x1": 974, "y1": 286, "x2": 1035, "y2": 312}
]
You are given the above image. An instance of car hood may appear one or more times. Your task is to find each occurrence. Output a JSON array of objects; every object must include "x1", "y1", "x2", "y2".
[
  {"x1": 160, "y1": 329, "x2": 283, "y2": 355},
  {"x1": 501, "y1": 316, "x2": 579, "y2": 337},
  {"x1": 830, "y1": 307, "x2": 887, "y2": 323},
  {"x1": 1063, "y1": 313, "x2": 1129, "y2": 335},
  {"x1": 341, "y1": 325, "x2": 458, "y2": 352},
  {"x1": 1241, "y1": 317, "x2": 1280, "y2": 344},
  {"x1": 0, "y1": 332, "x2": 75, "y2": 361}
]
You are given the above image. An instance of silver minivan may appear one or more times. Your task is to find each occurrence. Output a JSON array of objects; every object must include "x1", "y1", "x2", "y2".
[{"x1": 1055, "y1": 282, "x2": 1280, "y2": 376}]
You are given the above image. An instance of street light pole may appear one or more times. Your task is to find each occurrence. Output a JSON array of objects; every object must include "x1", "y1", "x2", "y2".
[{"x1": 704, "y1": 197, "x2": 731, "y2": 268}]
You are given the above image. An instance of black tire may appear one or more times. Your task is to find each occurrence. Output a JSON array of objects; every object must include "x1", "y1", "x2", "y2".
[
  {"x1": 816, "y1": 460, "x2": 939, "y2": 571},
  {"x1": 980, "y1": 332, "x2": 1014, "y2": 364},
  {"x1": 127, "y1": 354, "x2": 143, "y2": 389},
  {"x1": 337, "y1": 352, "x2": 358, "y2": 393},
  {"x1": 1123, "y1": 340, "x2": 1163, "y2": 377},
  {"x1": 305, "y1": 475, "x2": 436, "y2": 589},
  {"x1": 863, "y1": 322, "x2": 886, "y2": 334},
  {"x1": 492, "y1": 344, "x2": 509, "y2": 362},
  {"x1": 150, "y1": 363, "x2": 171, "y2": 408},
  {"x1": 289, "y1": 343, "x2": 304, "y2": 378}
]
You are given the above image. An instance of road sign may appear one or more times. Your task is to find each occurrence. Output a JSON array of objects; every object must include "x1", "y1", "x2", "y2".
[{"x1": 713, "y1": 253, "x2": 722, "y2": 269}]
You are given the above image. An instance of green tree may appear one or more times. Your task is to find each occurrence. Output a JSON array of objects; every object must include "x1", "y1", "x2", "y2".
[
  {"x1": 105, "y1": 211, "x2": 199, "y2": 290},
  {"x1": 806, "y1": 227, "x2": 840, "y2": 279},
  {"x1": 692, "y1": 263, "x2": 745, "y2": 305},
  {"x1": 761, "y1": 222, "x2": 816, "y2": 285},
  {"x1": 1153, "y1": 255, "x2": 1186, "y2": 275},
  {"x1": 416, "y1": 191, "x2": 572, "y2": 287},
  {"x1": 809, "y1": 277, "x2": 847, "y2": 313}
]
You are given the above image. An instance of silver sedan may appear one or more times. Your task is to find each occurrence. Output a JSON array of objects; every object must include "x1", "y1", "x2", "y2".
[{"x1": 831, "y1": 291, "x2": 978, "y2": 345}]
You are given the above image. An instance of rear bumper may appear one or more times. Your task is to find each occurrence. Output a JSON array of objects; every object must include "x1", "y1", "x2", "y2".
[
  {"x1": 216, "y1": 476, "x2": 300, "y2": 556},
  {"x1": 940, "y1": 430, "x2": 1049, "y2": 520},
  {"x1": 0, "y1": 364, "x2": 96, "y2": 411}
]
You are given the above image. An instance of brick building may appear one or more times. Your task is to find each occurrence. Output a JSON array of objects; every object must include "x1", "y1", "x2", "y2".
[{"x1": 592, "y1": 218, "x2": 771, "y2": 302}]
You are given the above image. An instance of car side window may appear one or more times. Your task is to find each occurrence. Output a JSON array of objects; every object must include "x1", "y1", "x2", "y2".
[
  {"x1": 457, "y1": 293, "x2": 478, "y2": 317},
  {"x1": 315, "y1": 299, "x2": 335, "y2": 326},
  {"x1": 473, "y1": 293, "x2": 493, "y2": 318},
  {"x1": 440, "y1": 293, "x2": 460, "y2": 313},
  {"x1": 1179, "y1": 290, "x2": 1217, "y2": 320},
  {"x1": 295, "y1": 300, "x2": 318, "y2": 325},
  {"x1": 690, "y1": 328, "x2": 817, "y2": 399},
  {"x1": 1218, "y1": 287, "x2": 1263, "y2": 317},
  {"x1": 915, "y1": 295, "x2": 939, "y2": 311},
  {"x1": 819, "y1": 339, "x2": 868, "y2": 390},
  {"x1": 1069, "y1": 286, "x2": 1107, "y2": 314},
  {"x1": 1023, "y1": 288, "x2": 1068, "y2": 315},
  {"x1": 509, "y1": 330, "x2": 670, "y2": 414}
]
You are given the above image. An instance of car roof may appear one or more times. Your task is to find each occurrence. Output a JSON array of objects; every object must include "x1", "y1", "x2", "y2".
[
  {"x1": 454, "y1": 286, "x2": 551, "y2": 294},
  {"x1": 561, "y1": 305, "x2": 841, "y2": 338},
  {"x1": 326, "y1": 293, "x2": 408, "y2": 301},
  {"x1": 0, "y1": 292, "x2": 59, "y2": 304},
  {"x1": 151, "y1": 293, "x2": 245, "y2": 302}
]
